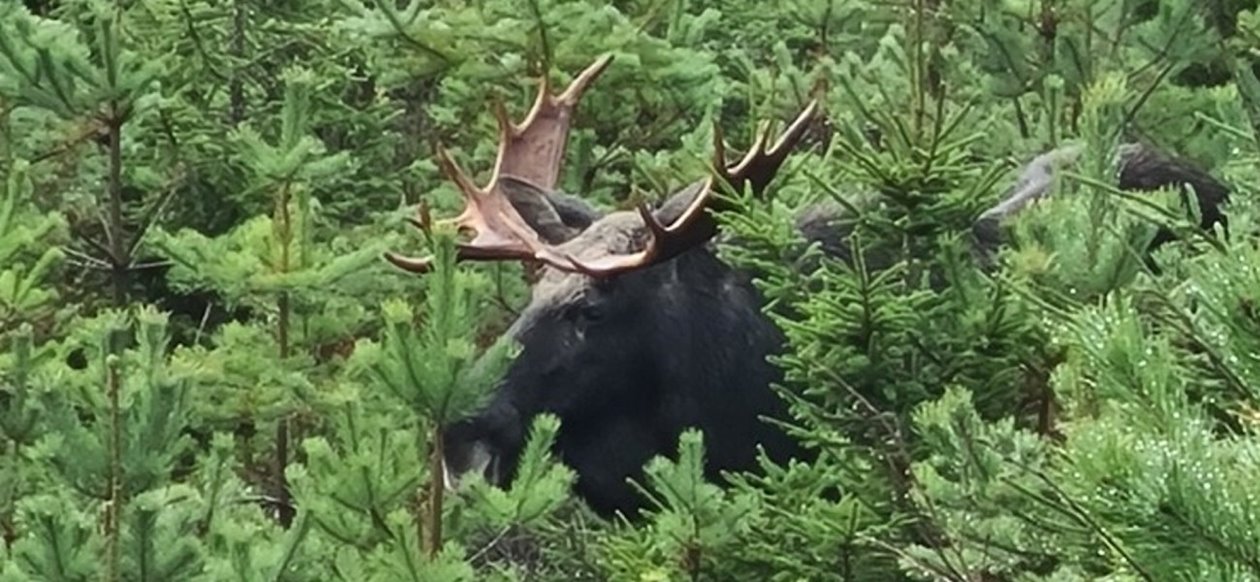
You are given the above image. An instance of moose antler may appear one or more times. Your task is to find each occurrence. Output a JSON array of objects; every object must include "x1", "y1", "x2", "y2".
[
  {"x1": 560, "y1": 100, "x2": 819, "y2": 276},
  {"x1": 384, "y1": 55, "x2": 818, "y2": 279},
  {"x1": 384, "y1": 55, "x2": 615, "y2": 274}
]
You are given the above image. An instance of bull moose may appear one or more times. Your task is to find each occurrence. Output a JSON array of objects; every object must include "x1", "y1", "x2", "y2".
[
  {"x1": 383, "y1": 54, "x2": 1232, "y2": 518},
  {"x1": 384, "y1": 54, "x2": 823, "y2": 517},
  {"x1": 972, "y1": 141, "x2": 1231, "y2": 263}
]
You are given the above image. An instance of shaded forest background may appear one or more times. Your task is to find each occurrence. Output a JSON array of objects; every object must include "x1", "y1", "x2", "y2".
[{"x1": 5, "y1": 0, "x2": 1260, "y2": 579}]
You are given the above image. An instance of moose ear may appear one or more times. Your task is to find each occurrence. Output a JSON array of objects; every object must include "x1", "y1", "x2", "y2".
[
  {"x1": 976, "y1": 144, "x2": 1084, "y2": 225},
  {"x1": 543, "y1": 191, "x2": 602, "y2": 232},
  {"x1": 499, "y1": 175, "x2": 600, "y2": 244}
]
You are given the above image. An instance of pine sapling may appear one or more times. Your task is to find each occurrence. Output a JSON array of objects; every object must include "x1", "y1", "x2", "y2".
[{"x1": 368, "y1": 226, "x2": 516, "y2": 558}]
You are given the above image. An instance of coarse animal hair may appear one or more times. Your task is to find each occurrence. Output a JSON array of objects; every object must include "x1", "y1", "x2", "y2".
[
  {"x1": 971, "y1": 141, "x2": 1231, "y2": 265},
  {"x1": 440, "y1": 177, "x2": 820, "y2": 517}
]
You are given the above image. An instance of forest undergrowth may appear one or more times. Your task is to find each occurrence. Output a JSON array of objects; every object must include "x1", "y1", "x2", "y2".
[{"x1": 4, "y1": 0, "x2": 1260, "y2": 580}]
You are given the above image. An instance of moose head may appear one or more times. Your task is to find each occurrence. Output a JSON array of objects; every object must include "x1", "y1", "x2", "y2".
[
  {"x1": 384, "y1": 55, "x2": 819, "y2": 516},
  {"x1": 972, "y1": 142, "x2": 1232, "y2": 267}
]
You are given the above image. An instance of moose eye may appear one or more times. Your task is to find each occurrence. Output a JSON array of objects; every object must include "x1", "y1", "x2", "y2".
[{"x1": 579, "y1": 302, "x2": 605, "y2": 322}]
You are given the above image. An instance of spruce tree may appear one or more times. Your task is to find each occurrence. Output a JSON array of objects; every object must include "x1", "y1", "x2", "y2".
[
  {"x1": 0, "y1": 2, "x2": 163, "y2": 307},
  {"x1": 3, "y1": 0, "x2": 1260, "y2": 580}
]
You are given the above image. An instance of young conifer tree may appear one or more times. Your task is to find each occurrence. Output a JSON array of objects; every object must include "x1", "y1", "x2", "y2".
[
  {"x1": 0, "y1": 2, "x2": 165, "y2": 308},
  {"x1": 1, "y1": 307, "x2": 299, "y2": 581},
  {"x1": 151, "y1": 66, "x2": 382, "y2": 527}
]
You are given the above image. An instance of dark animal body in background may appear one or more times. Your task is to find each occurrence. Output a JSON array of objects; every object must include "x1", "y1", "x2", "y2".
[
  {"x1": 971, "y1": 142, "x2": 1231, "y2": 264},
  {"x1": 384, "y1": 55, "x2": 824, "y2": 517}
]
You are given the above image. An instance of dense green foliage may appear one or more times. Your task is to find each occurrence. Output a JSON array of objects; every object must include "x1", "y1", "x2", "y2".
[{"x1": 4, "y1": 0, "x2": 1260, "y2": 579}]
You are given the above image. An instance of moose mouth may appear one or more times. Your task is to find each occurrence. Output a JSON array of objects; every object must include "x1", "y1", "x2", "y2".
[{"x1": 441, "y1": 439, "x2": 503, "y2": 492}]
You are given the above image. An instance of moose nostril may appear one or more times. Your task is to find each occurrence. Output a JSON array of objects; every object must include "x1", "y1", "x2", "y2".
[{"x1": 442, "y1": 440, "x2": 498, "y2": 492}]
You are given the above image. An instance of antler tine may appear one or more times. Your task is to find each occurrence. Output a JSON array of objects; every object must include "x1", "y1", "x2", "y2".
[
  {"x1": 711, "y1": 122, "x2": 728, "y2": 178},
  {"x1": 718, "y1": 99, "x2": 820, "y2": 197},
  {"x1": 493, "y1": 54, "x2": 615, "y2": 190},
  {"x1": 561, "y1": 100, "x2": 821, "y2": 278},
  {"x1": 383, "y1": 202, "x2": 436, "y2": 273},
  {"x1": 383, "y1": 252, "x2": 437, "y2": 274},
  {"x1": 559, "y1": 54, "x2": 616, "y2": 105}
]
